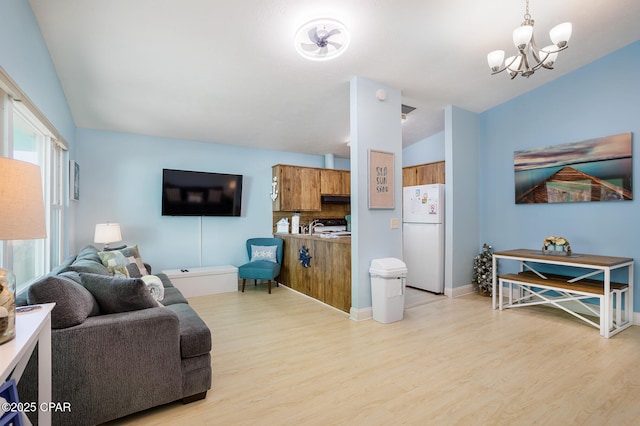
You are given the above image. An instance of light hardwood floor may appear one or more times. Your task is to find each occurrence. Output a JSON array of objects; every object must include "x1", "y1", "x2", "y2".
[{"x1": 106, "y1": 284, "x2": 640, "y2": 425}]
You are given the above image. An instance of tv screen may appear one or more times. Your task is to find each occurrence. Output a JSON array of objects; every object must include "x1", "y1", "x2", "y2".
[{"x1": 162, "y1": 169, "x2": 243, "y2": 217}]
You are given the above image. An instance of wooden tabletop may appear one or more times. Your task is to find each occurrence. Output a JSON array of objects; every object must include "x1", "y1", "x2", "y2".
[{"x1": 494, "y1": 248, "x2": 634, "y2": 268}]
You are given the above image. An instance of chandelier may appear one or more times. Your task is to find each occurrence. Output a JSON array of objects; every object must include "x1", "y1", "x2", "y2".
[{"x1": 487, "y1": 0, "x2": 572, "y2": 79}]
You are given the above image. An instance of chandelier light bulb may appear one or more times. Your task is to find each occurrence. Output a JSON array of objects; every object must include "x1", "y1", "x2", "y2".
[
  {"x1": 506, "y1": 56, "x2": 522, "y2": 73},
  {"x1": 539, "y1": 45, "x2": 559, "y2": 67},
  {"x1": 487, "y1": 50, "x2": 505, "y2": 71},
  {"x1": 550, "y1": 22, "x2": 572, "y2": 48},
  {"x1": 513, "y1": 25, "x2": 533, "y2": 51}
]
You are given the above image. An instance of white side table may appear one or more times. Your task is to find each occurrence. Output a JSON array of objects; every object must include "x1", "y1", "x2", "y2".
[{"x1": 0, "y1": 303, "x2": 55, "y2": 426}]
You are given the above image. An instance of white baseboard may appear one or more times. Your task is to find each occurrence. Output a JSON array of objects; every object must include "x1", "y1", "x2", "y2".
[
  {"x1": 446, "y1": 283, "x2": 475, "y2": 298},
  {"x1": 349, "y1": 307, "x2": 372, "y2": 322}
]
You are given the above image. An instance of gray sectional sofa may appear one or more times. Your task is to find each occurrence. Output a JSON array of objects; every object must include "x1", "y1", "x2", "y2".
[{"x1": 17, "y1": 245, "x2": 212, "y2": 426}]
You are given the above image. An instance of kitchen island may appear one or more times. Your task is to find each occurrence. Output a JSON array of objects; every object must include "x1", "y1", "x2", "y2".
[{"x1": 275, "y1": 233, "x2": 351, "y2": 313}]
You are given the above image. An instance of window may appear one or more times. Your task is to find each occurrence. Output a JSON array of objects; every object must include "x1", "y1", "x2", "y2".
[{"x1": 1, "y1": 83, "x2": 67, "y2": 292}]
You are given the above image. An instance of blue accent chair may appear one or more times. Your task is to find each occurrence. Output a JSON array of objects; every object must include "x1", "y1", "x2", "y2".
[{"x1": 238, "y1": 238, "x2": 284, "y2": 294}]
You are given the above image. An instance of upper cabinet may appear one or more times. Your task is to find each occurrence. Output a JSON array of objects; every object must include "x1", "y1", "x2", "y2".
[
  {"x1": 403, "y1": 161, "x2": 445, "y2": 186},
  {"x1": 272, "y1": 165, "x2": 321, "y2": 211},
  {"x1": 320, "y1": 169, "x2": 350, "y2": 195}
]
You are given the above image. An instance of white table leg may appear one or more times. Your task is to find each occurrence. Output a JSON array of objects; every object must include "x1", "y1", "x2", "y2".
[
  {"x1": 492, "y1": 256, "x2": 498, "y2": 309},
  {"x1": 38, "y1": 315, "x2": 52, "y2": 425},
  {"x1": 603, "y1": 269, "x2": 611, "y2": 339}
]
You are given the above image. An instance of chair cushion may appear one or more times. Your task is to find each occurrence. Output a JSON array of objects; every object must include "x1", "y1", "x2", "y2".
[{"x1": 238, "y1": 260, "x2": 281, "y2": 280}]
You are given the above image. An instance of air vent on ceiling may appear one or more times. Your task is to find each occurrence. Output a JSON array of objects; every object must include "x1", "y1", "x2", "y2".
[{"x1": 401, "y1": 104, "x2": 416, "y2": 114}]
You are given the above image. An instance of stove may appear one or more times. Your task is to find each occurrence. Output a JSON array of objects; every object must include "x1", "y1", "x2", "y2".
[
  {"x1": 313, "y1": 218, "x2": 348, "y2": 233},
  {"x1": 314, "y1": 218, "x2": 347, "y2": 227}
]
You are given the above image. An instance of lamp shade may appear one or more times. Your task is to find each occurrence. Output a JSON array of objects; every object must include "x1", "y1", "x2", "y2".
[
  {"x1": 0, "y1": 158, "x2": 46, "y2": 240},
  {"x1": 94, "y1": 223, "x2": 122, "y2": 245}
]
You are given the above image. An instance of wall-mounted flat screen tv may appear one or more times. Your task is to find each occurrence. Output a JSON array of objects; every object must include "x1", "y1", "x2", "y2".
[{"x1": 162, "y1": 168, "x2": 243, "y2": 217}]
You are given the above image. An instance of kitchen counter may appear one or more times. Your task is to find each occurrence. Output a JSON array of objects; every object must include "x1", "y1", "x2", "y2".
[
  {"x1": 274, "y1": 232, "x2": 351, "y2": 244},
  {"x1": 275, "y1": 234, "x2": 351, "y2": 312}
]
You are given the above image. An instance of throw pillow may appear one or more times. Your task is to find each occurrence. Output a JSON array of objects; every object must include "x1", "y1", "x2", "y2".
[
  {"x1": 27, "y1": 275, "x2": 100, "y2": 329},
  {"x1": 98, "y1": 245, "x2": 150, "y2": 278},
  {"x1": 140, "y1": 275, "x2": 165, "y2": 302},
  {"x1": 250, "y1": 245, "x2": 278, "y2": 263},
  {"x1": 79, "y1": 273, "x2": 158, "y2": 314},
  {"x1": 59, "y1": 271, "x2": 100, "y2": 316}
]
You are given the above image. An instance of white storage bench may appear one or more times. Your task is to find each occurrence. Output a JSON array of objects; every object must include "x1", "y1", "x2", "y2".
[{"x1": 162, "y1": 265, "x2": 238, "y2": 297}]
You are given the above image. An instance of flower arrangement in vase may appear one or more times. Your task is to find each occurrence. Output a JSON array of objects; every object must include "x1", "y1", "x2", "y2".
[{"x1": 542, "y1": 236, "x2": 572, "y2": 255}]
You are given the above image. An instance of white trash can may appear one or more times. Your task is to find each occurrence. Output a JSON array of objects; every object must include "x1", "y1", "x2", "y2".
[{"x1": 369, "y1": 258, "x2": 407, "y2": 324}]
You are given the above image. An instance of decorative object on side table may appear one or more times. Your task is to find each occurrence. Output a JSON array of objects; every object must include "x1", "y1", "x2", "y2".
[
  {"x1": 542, "y1": 235, "x2": 572, "y2": 255},
  {"x1": 473, "y1": 243, "x2": 495, "y2": 297},
  {"x1": 0, "y1": 158, "x2": 47, "y2": 344}
]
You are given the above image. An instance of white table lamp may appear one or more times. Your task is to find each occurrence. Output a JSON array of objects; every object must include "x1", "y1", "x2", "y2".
[
  {"x1": 0, "y1": 158, "x2": 47, "y2": 344},
  {"x1": 94, "y1": 223, "x2": 122, "y2": 249}
]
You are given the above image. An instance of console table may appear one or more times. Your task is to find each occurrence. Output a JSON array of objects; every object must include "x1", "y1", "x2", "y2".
[
  {"x1": 492, "y1": 249, "x2": 634, "y2": 338},
  {"x1": 0, "y1": 303, "x2": 55, "y2": 425}
]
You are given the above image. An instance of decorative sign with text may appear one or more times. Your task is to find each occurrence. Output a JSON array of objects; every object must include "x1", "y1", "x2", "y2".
[{"x1": 368, "y1": 149, "x2": 395, "y2": 209}]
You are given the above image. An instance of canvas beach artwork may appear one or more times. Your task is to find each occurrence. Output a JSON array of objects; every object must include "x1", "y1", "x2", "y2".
[{"x1": 514, "y1": 133, "x2": 632, "y2": 204}]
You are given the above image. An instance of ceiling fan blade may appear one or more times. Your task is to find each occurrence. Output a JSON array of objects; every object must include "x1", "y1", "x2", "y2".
[
  {"x1": 327, "y1": 41, "x2": 343, "y2": 50},
  {"x1": 323, "y1": 28, "x2": 341, "y2": 41},
  {"x1": 318, "y1": 46, "x2": 328, "y2": 56},
  {"x1": 300, "y1": 42, "x2": 319, "y2": 52},
  {"x1": 307, "y1": 27, "x2": 320, "y2": 44}
]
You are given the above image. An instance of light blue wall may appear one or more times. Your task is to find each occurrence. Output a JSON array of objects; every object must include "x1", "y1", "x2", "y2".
[
  {"x1": 402, "y1": 131, "x2": 445, "y2": 166},
  {"x1": 0, "y1": 0, "x2": 75, "y2": 145},
  {"x1": 479, "y1": 40, "x2": 640, "y2": 308},
  {"x1": 75, "y1": 128, "x2": 328, "y2": 271},
  {"x1": 350, "y1": 77, "x2": 403, "y2": 314},
  {"x1": 445, "y1": 106, "x2": 480, "y2": 291}
]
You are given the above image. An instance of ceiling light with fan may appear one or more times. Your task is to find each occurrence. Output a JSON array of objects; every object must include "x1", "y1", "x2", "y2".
[{"x1": 294, "y1": 18, "x2": 350, "y2": 61}]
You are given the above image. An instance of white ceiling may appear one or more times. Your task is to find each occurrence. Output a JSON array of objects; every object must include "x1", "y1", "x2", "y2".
[{"x1": 28, "y1": 0, "x2": 640, "y2": 158}]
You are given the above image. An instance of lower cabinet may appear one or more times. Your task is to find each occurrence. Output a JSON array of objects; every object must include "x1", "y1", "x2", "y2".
[{"x1": 276, "y1": 235, "x2": 351, "y2": 313}]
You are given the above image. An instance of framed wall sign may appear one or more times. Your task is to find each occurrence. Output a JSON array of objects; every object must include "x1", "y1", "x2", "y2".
[
  {"x1": 70, "y1": 160, "x2": 80, "y2": 201},
  {"x1": 368, "y1": 149, "x2": 394, "y2": 209}
]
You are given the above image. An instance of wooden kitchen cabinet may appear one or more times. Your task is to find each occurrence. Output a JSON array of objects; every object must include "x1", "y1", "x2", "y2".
[
  {"x1": 272, "y1": 165, "x2": 321, "y2": 211},
  {"x1": 320, "y1": 169, "x2": 350, "y2": 195},
  {"x1": 402, "y1": 161, "x2": 445, "y2": 186}
]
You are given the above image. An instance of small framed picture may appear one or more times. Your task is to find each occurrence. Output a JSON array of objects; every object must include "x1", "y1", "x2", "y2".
[
  {"x1": 368, "y1": 149, "x2": 395, "y2": 209},
  {"x1": 70, "y1": 160, "x2": 80, "y2": 201}
]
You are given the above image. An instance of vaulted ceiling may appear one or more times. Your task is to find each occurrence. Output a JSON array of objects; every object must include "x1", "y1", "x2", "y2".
[{"x1": 29, "y1": 0, "x2": 640, "y2": 158}]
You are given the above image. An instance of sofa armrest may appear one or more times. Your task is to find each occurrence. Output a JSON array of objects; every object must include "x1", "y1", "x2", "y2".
[{"x1": 50, "y1": 307, "x2": 184, "y2": 425}]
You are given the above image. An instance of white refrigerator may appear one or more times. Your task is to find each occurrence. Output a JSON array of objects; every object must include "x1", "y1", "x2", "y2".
[{"x1": 402, "y1": 184, "x2": 444, "y2": 293}]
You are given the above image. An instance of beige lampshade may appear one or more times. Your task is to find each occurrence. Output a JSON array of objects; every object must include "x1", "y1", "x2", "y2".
[
  {"x1": 94, "y1": 223, "x2": 122, "y2": 245},
  {"x1": 0, "y1": 158, "x2": 47, "y2": 240}
]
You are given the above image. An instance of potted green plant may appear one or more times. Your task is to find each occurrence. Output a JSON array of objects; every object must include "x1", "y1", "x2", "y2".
[{"x1": 473, "y1": 243, "x2": 495, "y2": 296}]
